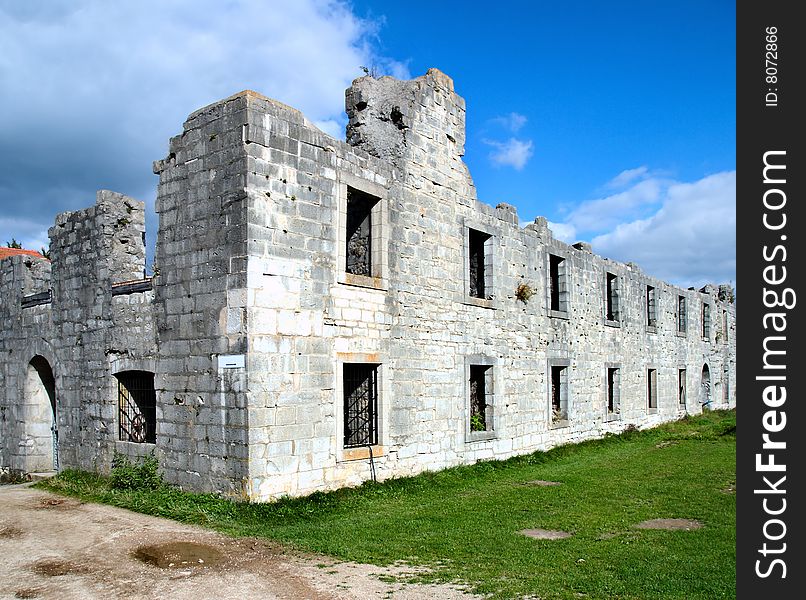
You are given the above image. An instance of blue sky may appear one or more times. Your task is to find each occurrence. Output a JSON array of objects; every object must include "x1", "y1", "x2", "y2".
[{"x1": 0, "y1": 0, "x2": 735, "y2": 288}]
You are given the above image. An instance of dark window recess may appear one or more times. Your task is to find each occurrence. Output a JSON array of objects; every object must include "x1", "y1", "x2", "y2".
[
  {"x1": 723, "y1": 367, "x2": 730, "y2": 401},
  {"x1": 346, "y1": 188, "x2": 376, "y2": 276},
  {"x1": 21, "y1": 289, "x2": 53, "y2": 308},
  {"x1": 469, "y1": 365, "x2": 491, "y2": 432},
  {"x1": 549, "y1": 255, "x2": 567, "y2": 312},
  {"x1": 607, "y1": 368, "x2": 620, "y2": 413},
  {"x1": 646, "y1": 285, "x2": 657, "y2": 327},
  {"x1": 606, "y1": 273, "x2": 619, "y2": 321},
  {"x1": 468, "y1": 228, "x2": 490, "y2": 299},
  {"x1": 679, "y1": 369, "x2": 687, "y2": 406},
  {"x1": 116, "y1": 371, "x2": 156, "y2": 443},
  {"x1": 722, "y1": 309, "x2": 729, "y2": 343},
  {"x1": 343, "y1": 364, "x2": 379, "y2": 448},
  {"x1": 551, "y1": 365, "x2": 568, "y2": 423},
  {"x1": 677, "y1": 296, "x2": 687, "y2": 333},
  {"x1": 702, "y1": 304, "x2": 711, "y2": 339},
  {"x1": 647, "y1": 369, "x2": 658, "y2": 410}
]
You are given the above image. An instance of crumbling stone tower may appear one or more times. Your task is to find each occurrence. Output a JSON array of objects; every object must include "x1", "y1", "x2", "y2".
[{"x1": 1, "y1": 69, "x2": 736, "y2": 499}]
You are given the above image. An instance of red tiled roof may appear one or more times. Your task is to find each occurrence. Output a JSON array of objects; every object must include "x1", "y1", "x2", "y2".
[{"x1": 0, "y1": 248, "x2": 48, "y2": 261}]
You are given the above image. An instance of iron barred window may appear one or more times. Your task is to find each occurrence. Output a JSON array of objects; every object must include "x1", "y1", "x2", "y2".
[
  {"x1": 343, "y1": 363, "x2": 379, "y2": 448},
  {"x1": 345, "y1": 187, "x2": 376, "y2": 276},
  {"x1": 116, "y1": 371, "x2": 157, "y2": 443}
]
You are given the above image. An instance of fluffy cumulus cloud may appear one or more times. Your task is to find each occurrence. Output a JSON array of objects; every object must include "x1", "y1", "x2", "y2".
[
  {"x1": 547, "y1": 169, "x2": 735, "y2": 288},
  {"x1": 591, "y1": 171, "x2": 736, "y2": 288},
  {"x1": 0, "y1": 0, "x2": 394, "y2": 254},
  {"x1": 485, "y1": 138, "x2": 534, "y2": 170}
]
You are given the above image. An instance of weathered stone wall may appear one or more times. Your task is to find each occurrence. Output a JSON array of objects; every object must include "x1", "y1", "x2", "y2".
[
  {"x1": 151, "y1": 93, "x2": 255, "y2": 495},
  {"x1": 226, "y1": 70, "x2": 736, "y2": 499},
  {"x1": 0, "y1": 254, "x2": 54, "y2": 472},
  {"x1": 0, "y1": 69, "x2": 736, "y2": 501},
  {"x1": 0, "y1": 191, "x2": 154, "y2": 474}
]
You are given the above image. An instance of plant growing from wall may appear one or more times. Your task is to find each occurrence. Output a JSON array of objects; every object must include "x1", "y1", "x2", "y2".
[
  {"x1": 516, "y1": 282, "x2": 535, "y2": 303},
  {"x1": 470, "y1": 413, "x2": 486, "y2": 432}
]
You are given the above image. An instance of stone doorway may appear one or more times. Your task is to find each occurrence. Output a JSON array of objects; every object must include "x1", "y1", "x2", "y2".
[
  {"x1": 700, "y1": 364, "x2": 711, "y2": 410},
  {"x1": 25, "y1": 356, "x2": 58, "y2": 472}
]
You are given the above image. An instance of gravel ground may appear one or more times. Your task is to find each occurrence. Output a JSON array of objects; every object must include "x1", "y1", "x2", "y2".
[{"x1": 0, "y1": 483, "x2": 480, "y2": 600}]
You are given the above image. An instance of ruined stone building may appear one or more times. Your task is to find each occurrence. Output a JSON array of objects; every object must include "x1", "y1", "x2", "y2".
[{"x1": 0, "y1": 69, "x2": 736, "y2": 500}]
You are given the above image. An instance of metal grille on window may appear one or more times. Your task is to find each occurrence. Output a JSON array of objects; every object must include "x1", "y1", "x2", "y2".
[
  {"x1": 344, "y1": 364, "x2": 378, "y2": 448},
  {"x1": 117, "y1": 371, "x2": 156, "y2": 443},
  {"x1": 346, "y1": 188, "x2": 375, "y2": 276}
]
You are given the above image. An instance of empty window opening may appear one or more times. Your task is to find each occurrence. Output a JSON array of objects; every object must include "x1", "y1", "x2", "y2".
[
  {"x1": 722, "y1": 309, "x2": 729, "y2": 343},
  {"x1": 702, "y1": 303, "x2": 711, "y2": 340},
  {"x1": 606, "y1": 273, "x2": 620, "y2": 321},
  {"x1": 549, "y1": 254, "x2": 568, "y2": 313},
  {"x1": 469, "y1": 365, "x2": 492, "y2": 432},
  {"x1": 677, "y1": 296, "x2": 687, "y2": 333},
  {"x1": 647, "y1": 369, "x2": 658, "y2": 410},
  {"x1": 551, "y1": 365, "x2": 569, "y2": 424},
  {"x1": 346, "y1": 187, "x2": 378, "y2": 276},
  {"x1": 723, "y1": 366, "x2": 730, "y2": 402},
  {"x1": 343, "y1": 363, "x2": 379, "y2": 448},
  {"x1": 468, "y1": 228, "x2": 492, "y2": 299},
  {"x1": 607, "y1": 368, "x2": 620, "y2": 414},
  {"x1": 646, "y1": 285, "x2": 657, "y2": 327},
  {"x1": 116, "y1": 371, "x2": 156, "y2": 443},
  {"x1": 678, "y1": 369, "x2": 687, "y2": 407}
]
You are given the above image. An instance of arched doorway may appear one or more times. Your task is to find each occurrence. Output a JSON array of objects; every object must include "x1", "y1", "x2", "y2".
[
  {"x1": 25, "y1": 356, "x2": 58, "y2": 471},
  {"x1": 700, "y1": 364, "x2": 712, "y2": 411}
]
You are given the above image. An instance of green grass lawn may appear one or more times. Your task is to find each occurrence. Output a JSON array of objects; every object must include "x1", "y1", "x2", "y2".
[{"x1": 38, "y1": 410, "x2": 736, "y2": 600}]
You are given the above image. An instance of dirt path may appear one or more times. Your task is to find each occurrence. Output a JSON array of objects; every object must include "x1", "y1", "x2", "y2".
[{"x1": 0, "y1": 483, "x2": 478, "y2": 600}]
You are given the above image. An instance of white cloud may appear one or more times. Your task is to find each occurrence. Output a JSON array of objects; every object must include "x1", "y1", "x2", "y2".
[
  {"x1": 605, "y1": 166, "x2": 649, "y2": 190},
  {"x1": 563, "y1": 178, "x2": 664, "y2": 233},
  {"x1": 490, "y1": 112, "x2": 527, "y2": 133},
  {"x1": 0, "y1": 0, "x2": 391, "y2": 256},
  {"x1": 0, "y1": 217, "x2": 49, "y2": 252},
  {"x1": 547, "y1": 221, "x2": 576, "y2": 243},
  {"x1": 591, "y1": 171, "x2": 736, "y2": 287},
  {"x1": 485, "y1": 138, "x2": 534, "y2": 170}
]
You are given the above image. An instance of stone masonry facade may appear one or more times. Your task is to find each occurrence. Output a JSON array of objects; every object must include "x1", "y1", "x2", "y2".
[{"x1": 0, "y1": 69, "x2": 736, "y2": 499}]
